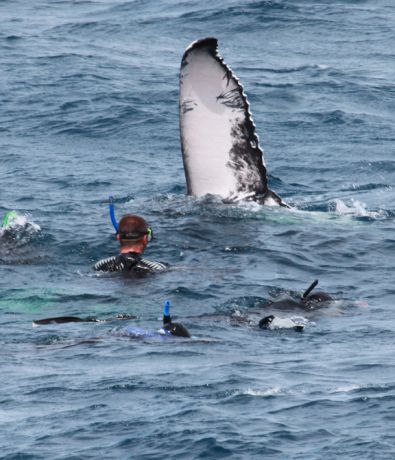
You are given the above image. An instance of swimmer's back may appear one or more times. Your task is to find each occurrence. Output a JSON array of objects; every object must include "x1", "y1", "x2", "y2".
[{"x1": 94, "y1": 251, "x2": 166, "y2": 274}]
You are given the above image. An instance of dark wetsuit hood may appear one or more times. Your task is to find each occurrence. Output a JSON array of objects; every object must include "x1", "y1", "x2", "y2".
[{"x1": 163, "y1": 321, "x2": 191, "y2": 338}]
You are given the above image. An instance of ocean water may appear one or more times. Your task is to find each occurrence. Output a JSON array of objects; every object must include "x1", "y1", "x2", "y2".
[{"x1": 1, "y1": 0, "x2": 395, "y2": 458}]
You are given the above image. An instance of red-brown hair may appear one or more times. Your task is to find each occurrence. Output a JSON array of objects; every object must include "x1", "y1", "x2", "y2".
[{"x1": 118, "y1": 214, "x2": 149, "y2": 246}]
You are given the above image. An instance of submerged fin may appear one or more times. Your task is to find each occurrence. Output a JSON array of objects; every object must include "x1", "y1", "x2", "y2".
[{"x1": 32, "y1": 314, "x2": 136, "y2": 326}]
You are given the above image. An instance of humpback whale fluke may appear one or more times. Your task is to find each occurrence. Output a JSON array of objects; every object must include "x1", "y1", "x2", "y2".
[{"x1": 179, "y1": 37, "x2": 287, "y2": 206}]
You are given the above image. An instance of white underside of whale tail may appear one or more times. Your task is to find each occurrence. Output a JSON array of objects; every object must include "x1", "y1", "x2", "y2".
[{"x1": 179, "y1": 37, "x2": 286, "y2": 206}]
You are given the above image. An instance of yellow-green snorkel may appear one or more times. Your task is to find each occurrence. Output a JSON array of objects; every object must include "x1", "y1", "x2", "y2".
[{"x1": 2, "y1": 211, "x2": 18, "y2": 228}]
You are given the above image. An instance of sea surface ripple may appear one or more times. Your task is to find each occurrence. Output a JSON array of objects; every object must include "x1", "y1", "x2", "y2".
[{"x1": 1, "y1": 1, "x2": 394, "y2": 458}]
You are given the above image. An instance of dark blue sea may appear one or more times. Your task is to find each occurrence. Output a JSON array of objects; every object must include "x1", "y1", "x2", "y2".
[{"x1": 1, "y1": 1, "x2": 394, "y2": 458}]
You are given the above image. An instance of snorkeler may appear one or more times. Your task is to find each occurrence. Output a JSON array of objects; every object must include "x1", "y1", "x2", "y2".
[
  {"x1": 255, "y1": 281, "x2": 333, "y2": 332},
  {"x1": 263, "y1": 280, "x2": 332, "y2": 311},
  {"x1": 94, "y1": 198, "x2": 166, "y2": 274},
  {"x1": 160, "y1": 300, "x2": 190, "y2": 338},
  {"x1": 34, "y1": 301, "x2": 191, "y2": 339},
  {"x1": 123, "y1": 300, "x2": 191, "y2": 338}
]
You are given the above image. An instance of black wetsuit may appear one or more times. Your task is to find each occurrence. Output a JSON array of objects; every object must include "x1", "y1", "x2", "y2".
[{"x1": 94, "y1": 252, "x2": 167, "y2": 274}]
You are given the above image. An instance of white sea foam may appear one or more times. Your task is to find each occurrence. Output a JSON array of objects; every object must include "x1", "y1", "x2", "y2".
[
  {"x1": 242, "y1": 387, "x2": 282, "y2": 397},
  {"x1": 331, "y1": 383, "x2": 390, "y2": 394},
  {"x1": 331, "y1": 384, "x2": 361, "y2": 393},
  {"x1": 331, "y1": 199, "x2": 385, "y2": 219}
]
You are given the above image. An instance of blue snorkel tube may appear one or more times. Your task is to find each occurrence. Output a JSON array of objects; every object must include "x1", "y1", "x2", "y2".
[
  {"x1": 109, "y1": 196, "x2": 119, "y2": 233},
  {"x1": 163, "y1": 300, "x2": 171, "y2": 325},
  {"x1": 163, "y1": 300, "x2": 171, "y2": 318},
  {"x1": 108, "y1": 196, "x2": 154, "y2": 241}
]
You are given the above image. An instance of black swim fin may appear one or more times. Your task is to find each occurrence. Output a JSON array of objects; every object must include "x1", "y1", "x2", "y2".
[
  {"x1": 302, "y1": 280, "x2": 319, "y2": 299},
  {"x1": 32, "y1": 314, "x2": 136, "y2": 326}
]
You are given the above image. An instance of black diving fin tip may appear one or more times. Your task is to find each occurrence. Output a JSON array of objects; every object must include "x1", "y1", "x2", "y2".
[{"x1": 302, "y1": 279, "x2": 319, "y2": 299}]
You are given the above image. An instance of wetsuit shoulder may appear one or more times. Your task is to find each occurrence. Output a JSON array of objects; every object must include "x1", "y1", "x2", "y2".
[
  {"x1": 138, "y1": 257, "x2": 167, "y2": 273},
  {"x1": 94, "y1": 254, "x2": 128, "y2": 272},
  {"x1": 94, "y1": 253, "x2": 167, "y2": 274}
]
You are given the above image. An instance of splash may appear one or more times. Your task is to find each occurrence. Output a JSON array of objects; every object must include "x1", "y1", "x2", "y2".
[
  {"x1": 148, "y1": 192, "x2": 388, "y2": 227},
  {"x1": 0, "y1": 212, "x2": 41, "y2": 246},
  {"x1": 330, "y1": 199, "x2": 386, "y2": 219},
  {"x1": 150, "y1": 192, "x2": 300, "y2": 223}
]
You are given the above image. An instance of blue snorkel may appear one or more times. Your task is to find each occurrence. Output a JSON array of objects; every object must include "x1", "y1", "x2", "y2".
[
  {"x1": 163, "y1": 300, "x2": 171, "y2": 324},
  {"x1": 108, "y1": 196, "x2": 119, "y2": 233}
]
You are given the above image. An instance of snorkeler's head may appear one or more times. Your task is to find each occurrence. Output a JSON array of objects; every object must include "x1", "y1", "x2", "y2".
[
  {"x1": 163, "y1": 321, "x2": 191, "y2": 338},
  {"x1": 117, "y1": 214, "x2": 151, "y2": 247}
]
